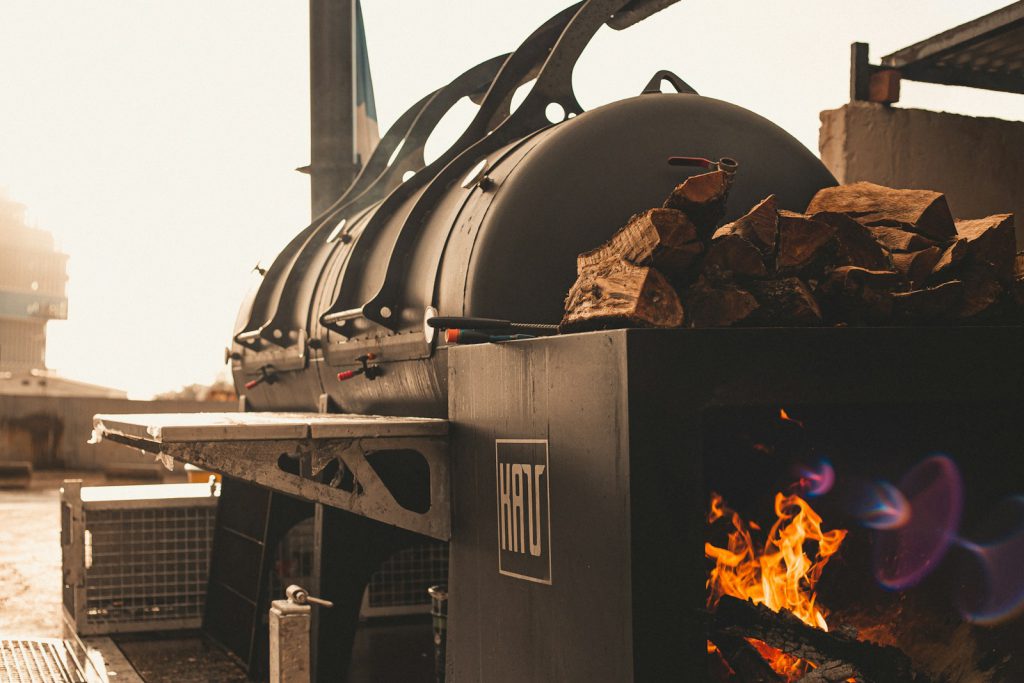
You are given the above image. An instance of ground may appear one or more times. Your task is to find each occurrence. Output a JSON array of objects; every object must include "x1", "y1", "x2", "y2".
[{"x1": 0, "y1": 475, "x2": 64, "y2": 637}]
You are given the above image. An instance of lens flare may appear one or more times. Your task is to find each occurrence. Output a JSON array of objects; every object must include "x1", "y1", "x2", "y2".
[
  {"x1": 874, "y1": 455, "x2": 963, "y2": 590},
  {"x1": 855, "y1": 481, "x2": 910, "y2": 530},
  {"x1": 955, "y1": 496, "x2": 1024, "y2": 625},
  {"x1": 794, "y1": 459, "x2": 835, "y2": 497}
]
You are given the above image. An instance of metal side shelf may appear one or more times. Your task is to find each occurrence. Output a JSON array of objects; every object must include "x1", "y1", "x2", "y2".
[{"x1": 91, "y1": 412, "x2": 450, "y2": 540}]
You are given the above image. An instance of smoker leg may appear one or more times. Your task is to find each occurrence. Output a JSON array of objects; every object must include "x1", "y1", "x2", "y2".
[{"x1": 310, "y1": 504, "x2": 421, "y2": 683}]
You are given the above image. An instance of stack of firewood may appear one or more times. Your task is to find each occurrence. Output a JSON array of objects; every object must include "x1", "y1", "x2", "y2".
[{"x1": 561, "y1": 172, "x2": 1024, "y2": 330}]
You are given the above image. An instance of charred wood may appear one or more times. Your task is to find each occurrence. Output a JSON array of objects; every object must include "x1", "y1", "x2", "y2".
[
  {"x1": 710, "y1": 596, "x2": 925, "y2": 683},
  {"x1": 713, "y1": 633, "x2": 785, "y2": 683}
]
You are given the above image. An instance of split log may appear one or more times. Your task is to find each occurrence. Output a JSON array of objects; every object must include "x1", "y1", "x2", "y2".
[
  {"x1": 747, "y1": 278, "x2": 822, "y2": 326},
  {"x1": 956, "y1": 264, "x2": 1004, "y2": 320},
  {"x1": 710, "y1": 596, "x2": 921, "y2": 683},
  {"x1": 1013, "y1": 253, "x2": 1024, "y2": 308},
  {"x1": 891, "y1": 281, "x2": 962, "y2": 323},
  {"x1": 713, "y1": 633, "x2": 785, "y2": 683},
  {"x1": 891, "y1": 246, "x2": 942, "y2": 289},
  {"x1": 577, "y1": 208, "x2": 702, "y2": 279},
  {"x1": 683, "y1": 279, "x2": 761, "y2": 328},
  {"x1": 663, "y1": 170, "x2": 733, "y2": 237},
  {"x1": 715, "y1": 195, "x2": 778, "y2": 254},
  {"x1": 868, "y1": 226, "x2": 936, "y2": 253},
  {"x1": 930, "y1": 239, "x2": 968, "y2": 280},
  {"x1": 955, "y1": 213, "x2": 1016, "y2": 283},
  {"x1": 561, "y1": 260, "x2": 683, "y2": 331},
  {"x1": 817, "y1": 266, "x2": 902, "y2": 325},
  {"x1": 701, "y1": 234, "x2": 769, "y2": 281},
  {"x1": 806, "y1": 181, "x2": 956, "y2": 241},
  {"x1": 775, "y1": 212, "x2": 837, "y2": 273},
  {"x1": 813, "y1": 211, "x2": 890, "y2": 271}
]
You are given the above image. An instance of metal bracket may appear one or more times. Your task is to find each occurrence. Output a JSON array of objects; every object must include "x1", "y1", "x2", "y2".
[{"x1": 93, "y1": 412, "x2": 451, "y2": 540}]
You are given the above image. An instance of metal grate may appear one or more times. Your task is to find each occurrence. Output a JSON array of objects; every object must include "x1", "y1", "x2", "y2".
[
  {"x1": 365, "y1": 542, "x2": 448, "y2": 614},
  {"x1": 0, "y1": 639, "x2": 85, "y2": 683},
  {"x1": 83, "y1": 505, "x2": 215, "y2": 626}
]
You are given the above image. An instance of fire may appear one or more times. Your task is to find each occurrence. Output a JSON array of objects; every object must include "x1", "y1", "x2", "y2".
[{"x1": 706, "y1": 492, "x2": 848, "y2": 678}]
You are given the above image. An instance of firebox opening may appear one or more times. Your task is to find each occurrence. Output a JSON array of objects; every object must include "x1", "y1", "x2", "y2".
[{"x1": 701, "y1": 401, "x2": 1024, "y2": 683}]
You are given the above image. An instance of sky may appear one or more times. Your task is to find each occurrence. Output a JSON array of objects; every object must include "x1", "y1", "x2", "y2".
[{"x1": 1, "y1": 1, "x2": 1021, "y2": 398}]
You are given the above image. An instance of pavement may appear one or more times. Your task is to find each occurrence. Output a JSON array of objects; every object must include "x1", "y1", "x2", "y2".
[{"x1": 0, "y1": 471, "x2": 168, "y2": 638}]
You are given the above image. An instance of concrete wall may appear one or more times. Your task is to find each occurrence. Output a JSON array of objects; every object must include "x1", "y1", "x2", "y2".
[
  {"x1": 820, "y1": 102, "x2": 1024, "y2": 245},
  {"x1": 0, "y1": 396, "x2": 235, "y2": 472}
]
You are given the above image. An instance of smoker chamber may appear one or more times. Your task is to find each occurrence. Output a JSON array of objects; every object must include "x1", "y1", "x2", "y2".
[
  {"x1": 88, "y1": 1, "x2": 1024, "y2": 681},
  {"x1": 228, "y1": 0, "x2": 835, "y2": 417}
]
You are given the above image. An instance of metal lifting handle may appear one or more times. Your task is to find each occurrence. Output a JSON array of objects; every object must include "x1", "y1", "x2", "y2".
[{"x1": 357, "y1": 0, "x2": 682, "y2": 329}]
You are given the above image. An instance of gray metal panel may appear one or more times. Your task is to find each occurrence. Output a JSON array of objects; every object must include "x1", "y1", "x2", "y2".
[
  {"x1": 881, "y1": 1, "x2": 1024, "y2": 94},
  {"x1": 93, "y1": 411, "x2": 447, "y2": 444}
]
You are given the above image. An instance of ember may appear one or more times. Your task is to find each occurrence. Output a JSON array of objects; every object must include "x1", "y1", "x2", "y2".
[{"x1": 707, "y1": 492, "x2": 848, "y2": 679}]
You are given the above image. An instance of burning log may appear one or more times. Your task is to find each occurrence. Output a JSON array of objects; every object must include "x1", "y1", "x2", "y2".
[
  {"x1": 663, "y1": 170, "x2": 733, "y2": 238},
  {"x1": 713, "y1": 633, "x2": 785, "y2": 683},
  {"x1": 709, "y1": 596, "x2": 923, "y2": 683},
  {"x1": 560, "y1": 259, "x2": 683, "y2": 331},
  {"x1": 795, "y1": 661, "x2": 860, "y2": 683},
  {"x1": 577, "y1": 208, "x2": 702, "y2": 279},
  {"x1": 805, "y1": 181, "x2": 956, "y2": 242}
]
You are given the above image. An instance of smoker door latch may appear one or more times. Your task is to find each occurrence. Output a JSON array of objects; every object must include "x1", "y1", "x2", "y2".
[{"x1": 285, "y1": 584, "x2": 333, "y2": 609}]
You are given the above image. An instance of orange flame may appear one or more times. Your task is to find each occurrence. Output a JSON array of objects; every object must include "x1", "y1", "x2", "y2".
[{"x1": 706, "y1": 492, "x2": 848, "y2": 679}]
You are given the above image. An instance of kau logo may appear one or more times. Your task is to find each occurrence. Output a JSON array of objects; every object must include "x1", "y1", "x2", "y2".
[{"x1": 495, "y1": 439, "x2": 551, "y2": 584}]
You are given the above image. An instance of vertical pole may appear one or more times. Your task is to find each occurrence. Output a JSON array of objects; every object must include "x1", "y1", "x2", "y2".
[
  {"x1": 309, "y1": 0, "x2": 357, "y2": 219},
  {"x1": 850, "y1": 42, "x2": 871, "y2": 102},
  {"x1": 270, "y1": 600, "x2": 312, "y2": 683}
]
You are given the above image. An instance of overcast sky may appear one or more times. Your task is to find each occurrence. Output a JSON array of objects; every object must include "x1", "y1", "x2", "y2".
[{"x1": 1, "y1": 1, "x2": 1021, "y2": 398}]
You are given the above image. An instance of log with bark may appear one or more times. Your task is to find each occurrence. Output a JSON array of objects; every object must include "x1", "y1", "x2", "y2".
[
  {"x1": 577, "y1": 208, "x2": 702, "y2": 279},
  {"x1": 806, "y1": 181, "x2": 956, "y2": 242},
  {"x1": 563, "y1": 176, "x2": 1021, "y2": 330},
  {"x1": 560, "y1": 259, "x2": 683, "y2": 331},
  {"x1": 663, "y1": 170, "x2": 734, "y2": 238}
]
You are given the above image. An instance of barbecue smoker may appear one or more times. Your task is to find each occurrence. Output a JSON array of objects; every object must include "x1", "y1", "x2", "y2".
[{"x1": 93, "y1": 1, "x2": 1024, "y2": 682}]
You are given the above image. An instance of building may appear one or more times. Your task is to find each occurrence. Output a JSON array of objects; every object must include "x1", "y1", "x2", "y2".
[{"x1": 0, "y1": 190, "x2": 68, "y2": 373}]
